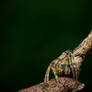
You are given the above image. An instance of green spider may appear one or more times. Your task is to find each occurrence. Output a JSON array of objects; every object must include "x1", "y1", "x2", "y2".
[{"x1": 44, "y1": 50, "x2": 79, "y2": 83}]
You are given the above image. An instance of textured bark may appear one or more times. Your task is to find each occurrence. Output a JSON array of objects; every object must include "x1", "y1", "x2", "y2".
[
  {"x1": 18, "y1": 77, "x2": 85, "y2": 92},
  {"x1": 73, "y1": 31, "x2": 92, "y2": 72},
  {"x1": 18, "y1": 31, "x2": 92, "y2": 92}
]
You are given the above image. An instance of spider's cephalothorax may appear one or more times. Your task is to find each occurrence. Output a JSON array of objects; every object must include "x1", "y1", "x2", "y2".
[{"x1": 44, "y1": 50, "x2": 78, "y2": 83}]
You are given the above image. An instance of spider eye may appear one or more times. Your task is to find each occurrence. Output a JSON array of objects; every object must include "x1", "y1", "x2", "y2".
[{"x1": 60, "y1": 64, "x2": 64, "y2": 68}]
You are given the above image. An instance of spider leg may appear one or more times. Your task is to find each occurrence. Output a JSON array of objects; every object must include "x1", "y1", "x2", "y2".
[
  {"x1": 68, "y1": 54, "x2": 77, "y2": 80},
  {"x1": 75, "y1": 68, "x2": 80, "y2": 81},
  {"x1": 44, "y1": 65, "x2": 51, "y2": 82},
  {"x1": 51, "y1": 67, "x2": 62, "y2": 87},
  {"x1": 69, "y1": 58, "x2": 79, "y2": 81},
  {"x1": 51, "y1": 67, "x2": 59, "y2": 82},
  {"x1": 44, "y1": 59, "x2": 59, "y2": 83},
  {"x1": 64, "y1": 51, "x2": 76, "y2": 79},
  {"x1": 69, "y1": 62, "x2": 76, "y2": 80}
]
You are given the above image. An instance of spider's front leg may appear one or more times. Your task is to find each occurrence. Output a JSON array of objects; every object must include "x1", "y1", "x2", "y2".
[
  {"x1": 44, "y1": 65, "x2": 51, "y2": 82},
  {"x1": 44, "y1": 59, "x2": 59, "y2": 83},
  {"x1": 44, "y1": 65, "x2": 60, "y2": 84},
  {"x1": 51, "y1": 67, "x2": 59, "y2": 83}
]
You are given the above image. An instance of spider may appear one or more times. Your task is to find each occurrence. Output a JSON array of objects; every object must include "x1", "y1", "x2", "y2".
[{"x1": 44, "y1": 50, "x2": 79, "y2": 84}]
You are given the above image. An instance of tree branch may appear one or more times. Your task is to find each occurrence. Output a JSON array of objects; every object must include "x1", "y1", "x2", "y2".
[
  {"x1": 18, "y1": 31, "x2": 92, "y2": 92},
  {"x1": 18, "y1": 77, "x2": 85, "y2": 92},
  {"x1": 73, "y1": 31, "x2": 92, "y2": 70}
]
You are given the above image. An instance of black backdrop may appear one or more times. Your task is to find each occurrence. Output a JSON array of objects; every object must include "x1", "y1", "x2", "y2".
[{"x1": 1, "y1": 0, "x2": 92, "y2": 92}]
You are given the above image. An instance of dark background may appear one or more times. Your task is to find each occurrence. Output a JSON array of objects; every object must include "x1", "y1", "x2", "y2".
[{"x1": 1, "y1": 0, "x2": 92, "y2": 92}]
